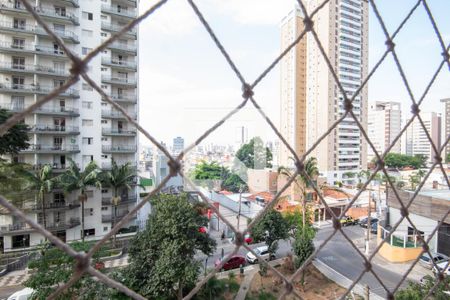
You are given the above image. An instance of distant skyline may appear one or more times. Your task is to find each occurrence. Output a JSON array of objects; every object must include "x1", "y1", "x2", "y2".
[{"x1": 138, "y1": 0, "x2": 450, "y2": 147}]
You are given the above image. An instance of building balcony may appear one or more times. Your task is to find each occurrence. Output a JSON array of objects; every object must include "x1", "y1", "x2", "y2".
[
  {"x1": 0, "y1": 62, "x2": 69, "y2": 77},
  {"x1": 30, "y1": 201, "x2": 80, "y2": 212},
  {"x1": 31, "y1": 162, "x2": 79, "y2": 173},
  {"x1": 0, "y1": 83, "x2": 79, "y2": 98},
  {"x1": 102, "y1": 145, "x2": 137, "y2": 153},
  {"x1": 0, "y1": 22, "x2": 79, "y2": 43},
  {"x1": 0, "y1": 104, "x2": 79, "y2": 117},
  {"x1": 107, "y1": 93, "x2": 137, "y2": 104},
  {"x1": 106, "y1": 42, "x2": 137, "y2": 55},
  {"x1": 0, "y1": 41, "x2": 71, "y2": 58},
  {"x1": 53, "y1": 0, "x2": 79, "y2": 8},
  {"x1": 0, "y1": 3, "x2": 79, "y2": 25},
  {"x1": 101, "y1": 211, "x2": 136, "y2": 223},
  {"x1": 101, "y1": 22, "x2": 137, "y2": 38},
  {"x1": 101, "y1": 75, "x2": 137, "y2": 87},
  {"x1": 101, "y1": 58, "x2": 137, "y2": 71},
  {"x1": 22, "y1": 144, "x2": 80, "y2": 154},
  {"x1": 101, "y1": 4, "x2": 137, "y2": 19},
  {"x1": 101, "y1": 196, "x2": 137, "y2": 205},
  {"x1": 102, "y1": 128, "x2": 136, "y2": 136},
  {"x1": 0, "y1": 223, "x2": 35, "y2": 235},
  {"x1": 101, "y1": 110, "x2": 136, "y2": 119},
  {"x1": 30, "y1": 124, "x2": 80, "y2": 135},
  {"x1": 44, "y1": 217, "x2": 81, "y2": 231}
]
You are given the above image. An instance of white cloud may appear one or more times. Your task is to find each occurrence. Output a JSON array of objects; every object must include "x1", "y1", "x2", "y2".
[
  {"x1": 139, "y1": 0, "x2": 199, "y2": 35},
  {"x1": 206, "y1": 0, "x2": 295, "y2": 26}
]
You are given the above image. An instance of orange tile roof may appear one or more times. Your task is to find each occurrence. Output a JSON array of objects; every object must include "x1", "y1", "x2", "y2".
[{"x1": 246, "y1": 191, "x2": 274, "y2": 203}]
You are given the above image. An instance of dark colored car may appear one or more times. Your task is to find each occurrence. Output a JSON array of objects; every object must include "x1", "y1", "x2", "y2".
[
  {"x1": 360, "y1": 218, "x2": 378, "y2": 228},
  {"x1": 340, "y1": 216, "x2": 357, "y2": 226},
  {"x1": 215, "y1": 255, "x2": 246, "y2": 271}
]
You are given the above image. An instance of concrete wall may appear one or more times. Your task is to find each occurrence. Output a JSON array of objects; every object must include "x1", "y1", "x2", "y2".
[{"x1": 211, "y1": 192, "x2": 263, "y2": 219}]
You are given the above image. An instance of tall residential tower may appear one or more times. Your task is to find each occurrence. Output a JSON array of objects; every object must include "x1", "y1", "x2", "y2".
[
  {"x1": 306, "y1": 0, "x2": 368, "y2": 184},
  {"x1": 0, "y1": 0, "x2": 138, "y2": 251}
]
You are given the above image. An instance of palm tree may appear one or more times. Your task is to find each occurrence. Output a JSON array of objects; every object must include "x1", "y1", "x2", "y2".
[
  {"x1": 357, "y1": 169, "x2": 371, "y2": 184},
  {"x1": 58, "y1": 159, "x2": 102, "y2": 242},
  {"x1": 103, "y1": 159, "x2": 137, "y2": 244},
  {"x1": 20, "y1": 164, "x2": 55, "y2": 231},
  {"x1": 278, "y1": 157, "x2": 319, "y2": 233}
]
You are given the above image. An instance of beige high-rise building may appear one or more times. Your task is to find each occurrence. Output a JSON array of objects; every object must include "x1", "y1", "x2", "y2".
[
  {"x1": 279, "y1": 8, "x2": 307, "y2": 168},
  {"x1": 368, "y1": 101, "x2": 402, "y2": 161},
  {"x1": 441, "y1": 98, "x2": 450, "y2": 161},
  {"x1": 306, "y1": 0, "x2": 369, "y2": 184}
]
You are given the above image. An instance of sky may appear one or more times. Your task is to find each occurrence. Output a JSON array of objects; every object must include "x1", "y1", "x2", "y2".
[{"x1": 137, "y1": 0, "x2": 450, "y2": 148}]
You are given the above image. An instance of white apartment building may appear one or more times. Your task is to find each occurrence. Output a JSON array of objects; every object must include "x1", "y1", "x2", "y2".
[
  {"x1": 0, "y1": 0, "x2": 138, "y2": 251},
  {"x1": 306, "y1": 0, "x2": 368, "y2": 184},
  {"x1": 367, "y1": 101, "x2": 402, "y2": 161},
  {"x1": 404, "y1": 112, "x2": 441, "y2": 163},
  {"x1": 172, "y1": 136, "x2": 184, "y2": 156}
]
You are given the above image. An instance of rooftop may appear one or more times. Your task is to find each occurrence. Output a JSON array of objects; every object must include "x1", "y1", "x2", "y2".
[{"x1": 417, "y1": 189, "x2": 450, "y2": 201}]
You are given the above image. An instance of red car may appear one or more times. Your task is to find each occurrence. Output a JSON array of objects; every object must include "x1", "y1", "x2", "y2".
[
  {"x1": 244, "y1": 233, "x2": 253, "y2": 244},
  {"x1": 198, "y1": 227, "x2": 208, "y2": 233},
  {"x1": 215, "y1": 255, "x2": 246, "y2": 271}
]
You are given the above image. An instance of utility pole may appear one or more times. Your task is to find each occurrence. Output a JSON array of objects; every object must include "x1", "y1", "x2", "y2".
[
  {"x1": 365, "y1": 190, "x2": 371, "y2": 255},
  {"x1": 237, "y1": 186, "x2": 243, "y2": 231}
]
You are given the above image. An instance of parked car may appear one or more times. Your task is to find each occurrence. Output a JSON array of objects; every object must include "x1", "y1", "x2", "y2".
[
  {"x1": 246, "y1": 246, "x2": 275, "y2": 264},
  {"x1": 244, "y1": 233, "x2": 254, "y2": 244},
  {"x1": 198, "y1": 226, "x2": 208, "y2": 233},
  {"x1": 360, "y1": 218, "x2": 378, "y2": 228},
  {"x1": 215, "y1": 255, "x2": 246, "y2": 271},
  {"x1": 419, "y1": 252, "x2": 449, "y2": 269},
  {"x1": 340, "y1": 216, "x2": 357, "y2": 226},
  {"x1": 432, "y1": 261, "x2": 450, "y2": 276},
  {"x1": 7, "y1": 288, "x2": 34, "y2": 300}
]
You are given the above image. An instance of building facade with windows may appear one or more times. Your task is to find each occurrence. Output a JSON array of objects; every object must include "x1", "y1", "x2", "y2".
[
  {"x1": 404, "y1": 112, "x2": 441, "y2": 163},
  {"x1": 0, "y1": 0, "x2": 138, "y2": 251},
  {"x1": 367, "y1": 101, "x2": 402, "y2": 161},
  {"x1": 441, "y1": 98, "x2": 450, "y2": 162},
  {"x1": 305, "y1": 0, "x2": 368, "y2": 185}
]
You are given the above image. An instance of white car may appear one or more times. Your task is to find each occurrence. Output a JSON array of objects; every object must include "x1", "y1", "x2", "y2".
[
  {"x1": 7, "y1": 288, "x2": 34, "y2": 300},
  {"x1": 419, "y1": 252, "x2": 449, "y2": 269},
  {"x1": 432, "y1": 261, "x2": 450, "y2": 276},
  {"x1": 246, "y1": 246, "x2": 275, "y2": 264}
]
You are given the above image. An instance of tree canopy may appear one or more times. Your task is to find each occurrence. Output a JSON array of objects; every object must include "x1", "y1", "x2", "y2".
[
  {"x1": 191, "y1": 161, "x2": 247, "y2": 192},
  {"x1": 251, "y1": 210, "x2": 289, "y2": 254},
  {"x1": 383, "y1": 153, "x2": 427, "y2": 169},
  {"x1": 395, "y1": 275, "x2": 450, "y2": 300},
  {"x1": 123, "y1": 193, "x2": 216, "y2": 299},
  {"x1": 235, "y1": 137, "x2": 272, "y2": 170},
  {"x1": 0, "y1": 108, "x2": 30, "y2": 155}
]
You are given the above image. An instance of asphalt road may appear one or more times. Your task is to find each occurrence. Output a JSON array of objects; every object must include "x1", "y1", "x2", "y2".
[{"x1": 0, "y1": 286, "x2": 22, "y2": 300}]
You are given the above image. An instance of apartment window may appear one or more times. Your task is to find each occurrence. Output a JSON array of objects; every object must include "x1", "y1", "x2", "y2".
[
  {"x1": 101, "y1": 15, "x2": 107, "y2": 20},
  {"x1": 82, "y1": 47, "x2": 92, "y2": 55},
  {"x1": 101, "y1": 155, "x2": 108, "y2": 159},
  {"x1": 101, "y1": 120, "x2": 107, "y2": 124},
  {"x1": 102, "y1": 206, "x2": 108, "y2": 211},
  {"x1": 82, "y1": 11, "x2": 93, "y2": 20},
  {"x1": 53, "y1": 61, "x2": 65, "y2": 73},
  {"x1": 53, "y1": 43, "x2": 64, "y2": 55},
  {"x1": 101, "y1": 189, "x2": 108, "y2": 194},
  {"x1": 83, "y1": 229, "x2": 95, "y2": 237},
  {"x1": 83, "y1": 208, "x2": 94, "y2": 216},
  {"x1": 12, "y1": 235, "x2": 30, "y2": 249},
  {"x1": 82, "y1": 101, "x2": 93, "y2": 109},
  {"x1": 82, "y1": 29, "x2": 93, "y2": 37},
  {"x1": 101, "y1": 85, "x2": 107, "y2": 89},
  {"x1": 82, "y1": 83, "x2": 93, "y2": 91},
  {"x1": 12, "y1": 76, "x2": 24, "y2": 89},
  {"x1": 10, "y1": 96, "x2": 24, "y2": 110},
  {"x1": 82, "y1": 137, "x2": 93, "y2": 145},
  {"x1": 101, "y1": 137, "x2": 108, "y2": 142},
  {"x1": 53, "y1": 137, "x2": 63, "y2": 147},
  {"x1": 53, "y1": 24, "x2": 65, "y2": 35},
  {"x1": 13, "y1": 18, "x2": 26, "y2": 30},
  {"x1": 54, "y1": 6, "x2": 66, "y2": 17},
  {"x1": 82, "y1": 119, "x2": 93, "y2": 127},
  {"x1": 101, "y1": 67, "x2": 107, "y2": 72},
  {"x1": 12, "y1": 57, "x2": 25, "y2": 69},
  {"x1": 54, "y1": 79, "x2": 65, "y2": 88},
  {"x1": 12, "y1": 37, "x2": 25, "y2": 49},
  {"x1": 54, "y1": 192, "x2": 65, "y2": 203},
  {"x1": 101, "y1": 32, "x2": 107, "y2": 37},
  {"x1": 103, "y1": 226, "x2": 108, "y2": 232}
]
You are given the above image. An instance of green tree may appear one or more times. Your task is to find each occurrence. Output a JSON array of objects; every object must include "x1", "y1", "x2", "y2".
[
  {"x1": 20, "y1": 165, "x2": 55, "y2": 231},
  {"x1": 102, "y1": 159, "x2": 138, "y2": 244},
  {"x1": 409, "y1": 173, "x2": 420, "y2": 190},
  {"x1": 222, "y1": 173, "x2": 247, "y2": 193},
  {"x1": 252, "y1": 210, "x2": 289, "y2": 256},
  {"x1": 0, "y1": 161, "x2": 32, "y2": 205},
  {"x1": 384, "y1": 153, "x2": 427, "y2": 169},
  {"x1": 395, "y1": 275, "x2": 450, "y2": 300},
  {"x1": 59, "y1": 159, "x2": 102, "y2": 242},
  {"x1": 357, "y1": 169, "x2": 371, "y2": 184},
  {"x1": 235, "y1": 137, "x2": 272, "y2": 170},
  {"x1": 25, "y1": 242, "x2": 106, "y2": 300},
  {"x1": 293, "y1": 231, "x2": 315, "y2": 286},
  {"x1": 278, "y1": 157, "x2": 319, "y2": 232},
  {"x1": 192, "y1": 161, "x2": 247, "y2": 192},
  {"x1": 447, "y1": 153, "x2": 450, "y2": 163},
  {"x1": 0, "y1": 108, "x2": 30, "y2": 155},
  {"x1": 123, "y1": 193, "x2": 216, "y2": 299}
]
